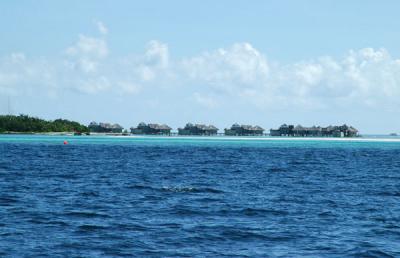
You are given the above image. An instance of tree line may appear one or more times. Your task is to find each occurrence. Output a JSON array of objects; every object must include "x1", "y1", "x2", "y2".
[{"x1": 0, "y1": 115, "x2": 89, "y2": 133}]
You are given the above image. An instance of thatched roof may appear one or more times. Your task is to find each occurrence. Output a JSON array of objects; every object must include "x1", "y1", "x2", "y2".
[
  {"x1": 294, "y1": 125, "x2": 304, "y2": 130},
  {"x1": 182, "y1": 123, "x2": 218, "y2": 131},
  {"x1": 148, "y1": 123, "x2": 172, "y2": 130},
  {"x1": 253, "y1": 125, "x2": 264, "y2": 131},
  {"x1": 273, "y1": 123, "x2": 358, "y2": 134},
  {"x1": 133, "y1": 122, "x2": 172, "y2": 130},
  {"x1": 112, "y1": 124, "x2": 123, "y2": 129},
  {"x1": 348, "y1": 126, "x2": 358, "y2": 133},
  {"x1": 229, "y1": 124, "x2": 264, "y2": 131},
  {"x1": 89, "y1": 122, "x2": 123, "y2": 130}
]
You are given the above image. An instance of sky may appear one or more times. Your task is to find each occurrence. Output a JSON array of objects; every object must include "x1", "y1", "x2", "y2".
[{"x1": 1, "y1": 0, "x2": 400, "y2": 134}]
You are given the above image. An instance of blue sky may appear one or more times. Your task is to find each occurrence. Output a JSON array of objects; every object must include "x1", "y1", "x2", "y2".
[{"x1": 1, "y1": 1, "x2": 400, "y2": 133}]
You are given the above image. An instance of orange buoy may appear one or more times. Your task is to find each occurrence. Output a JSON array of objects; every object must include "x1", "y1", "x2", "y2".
[{"x1": 63, "y1": 140, "x2": 68, "y2": 145}]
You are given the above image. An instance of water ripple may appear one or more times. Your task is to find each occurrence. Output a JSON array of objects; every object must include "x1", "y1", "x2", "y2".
[{"x1": 1, "y1": 141, "x2": 400, "y2": 257}]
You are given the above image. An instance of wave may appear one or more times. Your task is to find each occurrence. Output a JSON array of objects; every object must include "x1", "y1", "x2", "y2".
[
  {"x1": 77, "y1": 224, "x2": 108, "y2": 232},
  {"x1": 162, "y1": 186, "x2": 224, "y2": 194},
  {"x1": 63, "y1": 210, "x2": 111, "y2": 219}
]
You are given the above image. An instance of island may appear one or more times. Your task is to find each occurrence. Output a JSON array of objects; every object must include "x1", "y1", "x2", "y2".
[{"x1": 0, "y1": 115, "x2": 89, "y2": 134}]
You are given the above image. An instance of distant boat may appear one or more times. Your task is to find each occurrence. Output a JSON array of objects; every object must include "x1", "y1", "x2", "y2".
[
  {"x1": 74, "y1": 132, "x2": 82, "y2": 136},
  {"x1": 389, "y1": 133, "x2": 398, "y2": 136}
]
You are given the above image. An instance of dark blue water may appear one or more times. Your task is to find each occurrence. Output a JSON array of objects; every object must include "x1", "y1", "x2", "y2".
[{"x1": 1, "y1": 137, "x2": 400, "y2": 257}]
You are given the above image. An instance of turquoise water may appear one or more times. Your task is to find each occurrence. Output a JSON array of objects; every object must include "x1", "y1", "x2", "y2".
[{"x1": 1, "y1": 134, "x2": 400, "y2": 148}]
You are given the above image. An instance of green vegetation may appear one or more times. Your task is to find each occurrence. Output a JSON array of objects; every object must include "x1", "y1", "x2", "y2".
[{"x1": 0, "y1": 114, "x2": 89, "y2": 133}]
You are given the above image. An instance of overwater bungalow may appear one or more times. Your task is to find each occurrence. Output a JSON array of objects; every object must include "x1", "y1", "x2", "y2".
[
  {"x1": 224, "y1": 123, "x2": 264, "y2": 136},
  {"x1": 88, "y1": 121, "x2": 124, "y2": 133},
  {"x1": 270, "y1": 124, "x2": 358, "y2": 137},
  {"x1": 178, "y1": 123, "x2": 218, "y2": 136},
  {"x1": 130, "y1": 122, "x2": 172, "y2": 135}
]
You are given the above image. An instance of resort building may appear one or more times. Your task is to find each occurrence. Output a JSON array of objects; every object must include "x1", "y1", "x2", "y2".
[
  {"x1": 224, "y1": 123, "x2": 264, "y2": 136},
  {"x1": 88, "y1": 122, "x2": 124, "y2": 133},
  {"x1": 178, "y1": 123, "x2": 218, "y2": 136},
  {"x1": 270, "y1": 124, "x2": 358, "y2": 137},
  {"x1": 130, "y1": 122, "x2": 172, "y2": 135}
]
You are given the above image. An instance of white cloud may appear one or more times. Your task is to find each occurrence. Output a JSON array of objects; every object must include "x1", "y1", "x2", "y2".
[
  {"x1": 65, "y1": 33, "x2": 109, "y2": 77},
  {"x1": 0, "y1": 53, "x2": 56, "y2": 96},
  {"x1": 145, "y1": 40, "x2": 169, "y2": 68},
  {"x1": 186, "y1": 45, "x2": 400, "y2": 111},
  {"x1": 294, "y1": 63, "x2": 324, "y2": 86},
  {"x1": 96, "y1": 21, "x2": 108, "y2": 35},
  {"x1": 66, "y1": 35, "x2": 108, "y2": 59},
  {"x1": 138, "y1": 66, "x2": 155, "y2": 81},
  {"x1": 10, "y1": 53, "x2": 26, "y2": 63},
  {"x1": 182, "y1": 43, "x2": 269, "y2": 94},
  {"x1": 1, "y1": 24, "x2": 400, "y2": 113}
]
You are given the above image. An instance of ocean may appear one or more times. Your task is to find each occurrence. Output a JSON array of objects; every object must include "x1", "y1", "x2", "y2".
[{"x1": 1, "y1": 135, "x2": 399, "y2": 257}]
